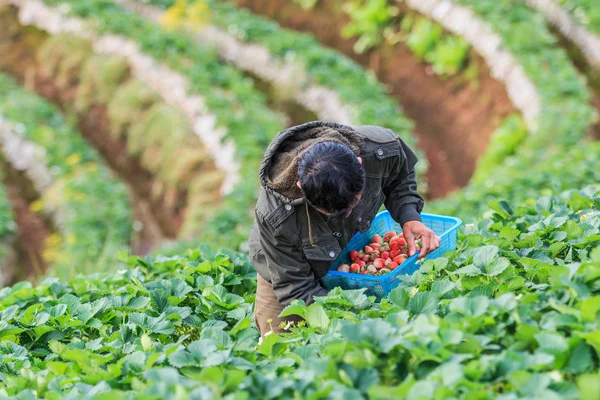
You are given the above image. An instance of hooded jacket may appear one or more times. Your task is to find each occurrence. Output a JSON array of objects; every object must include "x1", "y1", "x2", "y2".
[{"x1": 248, "y1": 121, "x2": 424, "y2": 307}]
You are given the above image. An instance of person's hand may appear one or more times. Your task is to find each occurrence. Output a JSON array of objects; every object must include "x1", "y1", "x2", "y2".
[{"x1": 402, "y1": 220, "x2": 441, "y2": 258}]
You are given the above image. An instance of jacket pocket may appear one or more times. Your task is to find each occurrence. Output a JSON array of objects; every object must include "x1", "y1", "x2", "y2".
[
  {"x1": 357, "y1": 190, "x2": 385, "y2": 233},
  {"x1": 303, "y1": 238, "x2": 342, "y2": 279}
]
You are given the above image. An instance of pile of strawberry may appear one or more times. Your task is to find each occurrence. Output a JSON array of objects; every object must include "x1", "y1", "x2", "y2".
[{"x1": 336, "y1": 231, "x2": 420, "y2": 276}]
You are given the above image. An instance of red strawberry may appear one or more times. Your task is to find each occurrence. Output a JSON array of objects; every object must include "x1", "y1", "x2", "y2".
[
  {"x1": 350, "y1": 250, "x2": 359, "y2": 261},
  {"x1": 373, "y1": 258, "x2": 385, "y2": 269},
  {"x1": 370, "y1": 243, "x2": 381, "y2": 250},
  {"x1": 350, "y1": 263, "x2": 360, "y2": 272},
  {"x1": 371, "y1": 234, "x2": 383, "y2": 244},
  {"x1": 390, "y1": 250, "x2": 399, "y2": 258},
  {"x1": 365, "y1": 246, "x2": 374, "y2": 254},
  {"x1": 384, "y1": 231, "x2": 397, "y2": 242},
  {"x1": 361, "y1": 255, "x2": 370, "y2": 262},
  {"x1": 381, "y1": 251, "x2": 390, "y2": 260},
  {"x1": 393, "y1": 255, "x2": 406, "y2": 264},
  {"x1": 389, "y1": 261, "x2": 399, "y2": 270},
  {"x1": 398, "y1": 238, "x2": 407, "y2": 247},
  {"x1": 357, "y1": 260, "x2": 366, "y2": 268}
]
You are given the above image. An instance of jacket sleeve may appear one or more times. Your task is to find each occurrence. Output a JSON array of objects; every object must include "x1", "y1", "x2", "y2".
[
  {"x1": 382, "y1": 137, "x2": 425, "y2": 227},
  {"x1": 255, "y1": 213, "x2": 328, "y2": 307}
]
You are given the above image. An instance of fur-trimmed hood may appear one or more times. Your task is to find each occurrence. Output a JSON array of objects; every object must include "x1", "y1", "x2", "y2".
[{"x1": 259, "y1": 121, "x2": 365, "y2": 203}]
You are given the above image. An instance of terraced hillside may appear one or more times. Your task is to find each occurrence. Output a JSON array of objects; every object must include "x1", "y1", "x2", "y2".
[{"x1": 0, "y1": 0, "x2": 598, "y2": 398}]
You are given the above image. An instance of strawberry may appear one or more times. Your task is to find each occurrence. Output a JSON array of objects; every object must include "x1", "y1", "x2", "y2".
[
  {"x1": 381, "y1": 251, "x2": 390, "y2": 260},
  {"x1": 390, "y1": 242, "x2": 399, "y2": 252},
  {"x1": 357, "y1": 260, "x2": 366, "y2": 268},
  {"x1": 398, "y1": 237, "x2": 407, "y2": 247},
  {"x1": 370, "y1": 243, "x2": 381, "y2": 250},
  {"x1": 373, "y1": 258, "x2": 385, "y2": 269},
  {"x1": 371, "y1": 234, "x2": 383, "y2": 244},
  {"x1": 390, "y1": 250, "x2": 399, "y2": 258},
  {"x1": 389, "y1": 261, "x2": 399, "y2": 270},
  {"x1": 361, "y1": 255, "x2": 370, "y2": 262},
  {"x1": 337, "y1": 264, "x2": 350, "y2": 273},
  {"x1": 350, "y1": 263, "x2": 360, "y2": 272},
  {"x1": 367, "y1": 265, "x2": 378, "y2": 274},
  {"x1": 384, "y1": 231, "x2": 397, "y2": 242},
  {"x1": 393, "y1": 255, "x2": 407, "y2": 264},
  {"x1": 380, "y1": 242, "x2": 390, "y2": 251},
  {"x1": 385, "y1": 257, "x2": 392, "y2": 266},
  {"x1": 350, "y1": 250, "x2": 359, "y2": 261},
  {"x1": 365, "y1": 246, "x2": 374, "y2": 254}
]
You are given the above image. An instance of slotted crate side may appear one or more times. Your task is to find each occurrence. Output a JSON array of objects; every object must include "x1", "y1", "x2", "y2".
[{"x1": 321, "y1": 212, "x2": 461, "y2": 299}]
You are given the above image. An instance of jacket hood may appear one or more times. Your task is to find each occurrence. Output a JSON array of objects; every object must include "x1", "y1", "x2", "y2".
[{"x1": 259, "y1": 121, "x2": 365, "y2": 205}]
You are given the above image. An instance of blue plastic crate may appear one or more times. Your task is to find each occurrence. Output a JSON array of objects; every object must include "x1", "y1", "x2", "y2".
[{"x1": 321, "y1": 211, "x2": 462, "y2": 300}]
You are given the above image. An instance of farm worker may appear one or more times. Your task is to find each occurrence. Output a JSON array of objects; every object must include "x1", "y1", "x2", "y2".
[{"x1": 248, "y1": 121, "x2": 440, "y2": 336}]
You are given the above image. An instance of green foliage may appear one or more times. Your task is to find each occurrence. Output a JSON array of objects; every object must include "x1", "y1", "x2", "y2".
[
  {"x1": 558, "y1": 0, "x2": 600, "y2": 34},
  {"x1": 0, "y1": 175, "x2": 14, "y2": 240},
  {"x1": 42, "y1": 0, "x2": 287, "y2": 249},
  {"x1": 0, "y1": 186, "x2": 598, "y2": 397},
  {"x1": 471, "y1": 114, "x2": 528, "y2": 183},
  {"x1": 341, "y1": 0, "x2": 400, "y2": 53},
  {"x1": 75, "y1": 55, "x2": 129, "y2": 111},
  {"x1": 430, "y1": 0, "x2": 598, "y2": 221},
  {"x1": 0, "y1": 74, "x2": 133, "y2": 280}
]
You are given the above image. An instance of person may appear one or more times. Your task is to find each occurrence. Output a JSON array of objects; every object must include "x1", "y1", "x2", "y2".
[{"x1": 248, "y1": 121, "x2": 440, "y2": 336}]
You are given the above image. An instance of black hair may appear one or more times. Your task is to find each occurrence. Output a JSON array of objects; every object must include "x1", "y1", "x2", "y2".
[{"x1": 298, "y1": 141, "x2": 365, "y2": 216}]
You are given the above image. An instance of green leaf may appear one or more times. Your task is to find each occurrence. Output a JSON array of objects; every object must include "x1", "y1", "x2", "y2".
[
  {"x1": 408, "y1": 292, "x2": 438, "y2": 314},
  {"x1": 577, "y1": 372, "x2": 600, "y2": 400},
  {"x1": 306, "y1": 304, "x2": 330, "y2": 330},
  {"x1": 581, "y1": 296, "x2": 600, "y2": 322},
  {"x1": 388, "y1": 287, "x2": 409, "y2": 307},
  {"x1": 431, "y1": 280, "x2": 454, "y2": 297},
  {"x1": 129, "y1": 313, "x2": 175, "y2": 335},
  {"x1": 257, "y1": 334, "x2": 280, "y2": 357},
  {"x1": 499, "y1": 226, "x2": 520, "y2": 241},
  {"x1": 535, "y1": 332, "x2": 569, "y2": 354},
  {"x1": 128, "y1": 296, "x2": 150, "y2": 310},
  {"x1": 279, "y1": 301, "x2": 307, "y2": 318},
  {"x1": 474, "y1": 245, "x2": 499, "y2": 267}
]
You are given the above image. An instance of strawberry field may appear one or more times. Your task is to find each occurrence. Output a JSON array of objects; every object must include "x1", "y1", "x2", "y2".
[{"x1": 0, "y1": 0, "x2": 599, "y2": 398}]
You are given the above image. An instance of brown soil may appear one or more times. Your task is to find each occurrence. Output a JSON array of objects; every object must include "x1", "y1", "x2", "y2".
[
  {"x1": 233, "y1": 0, "x2": 517, "y2": 198},
  {"x1": 0, "y1": 157, "x2": 53, "y2": 282},
  {"x1": 0, "y1": 7, "x2": 183, "y2": 254}
]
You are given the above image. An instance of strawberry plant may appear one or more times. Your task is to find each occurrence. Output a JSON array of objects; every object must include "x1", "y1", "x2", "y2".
[
  {"x1": 0, "y1": 184, "x2": 597, "y2": 398},
  {"x1": 557, "y1": 0, "x2": 600, "y2": 34},
  {"x1": 0, "y1": 73, "x2": 133, "y2": 280}
]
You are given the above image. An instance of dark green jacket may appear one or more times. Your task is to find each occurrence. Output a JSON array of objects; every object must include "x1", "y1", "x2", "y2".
[{"x1": 248, "y1": 121, "x2": 424, "y2": 306}]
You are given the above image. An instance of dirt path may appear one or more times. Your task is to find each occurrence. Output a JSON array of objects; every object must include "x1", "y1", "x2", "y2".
[
  {"x1": 233, "y1": 0, "x2": 517, "y2": 198},
  {"x1": 0, "y1": 7, "x2": 181, "y2": 255},
  {"x1": 0, "y1": 157, "x2": 52, "y2": 282}
]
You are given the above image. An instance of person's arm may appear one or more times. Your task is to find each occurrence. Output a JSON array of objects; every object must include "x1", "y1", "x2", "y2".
[
  {"x1": 382, "y1": 137, "x2": 440, "y2": 257},
  {"x1": 382, "y1": 137, "x2": 424, "y2": 226},
  {"x1": 256, "y1": 215, "x2": 328, "y2": 307}
]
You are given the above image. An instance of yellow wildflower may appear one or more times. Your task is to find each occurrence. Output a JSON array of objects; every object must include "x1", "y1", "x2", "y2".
[{"x1": 66, "y1": 153, "x2": 81, "y2": 166}]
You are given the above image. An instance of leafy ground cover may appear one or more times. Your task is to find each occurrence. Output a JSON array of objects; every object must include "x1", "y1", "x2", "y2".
[
  {"x1": 0, "y1": 175, "x2": 15, "y2": 277},
  {"x1": 40, "y1": 0, "x2": 287, "y2": 249},
  {"x1": 144, "y1": 0, "x2": 420, "y2": 172},
  {"x1": 0, "y1": 184, "x2": 598, "y2": 398},
  {"x1": 0, "y1": 73, "x2": 133, "y2": 280},
  {"x1": 426, "y1": 0, "x2": 599, "y2": 220},
  {"x1": 557, "y1": 0, "x2": 600, "y2": 34},
  {"x1": 35, "y1": 32, "x2": 223, "y2": 238}
]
